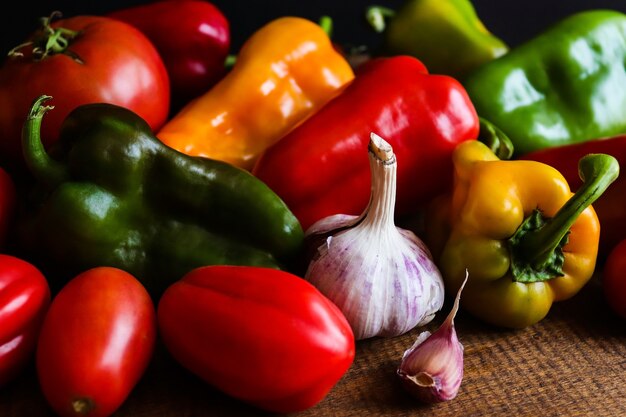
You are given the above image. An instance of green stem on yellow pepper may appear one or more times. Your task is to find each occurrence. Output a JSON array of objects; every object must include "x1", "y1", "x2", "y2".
[
  {"x1": 478, "y1": 117, "x2": 514, "y2": 160},
  {"x1": 509, "y1": 154, "x2": 619, "y2": 283}
]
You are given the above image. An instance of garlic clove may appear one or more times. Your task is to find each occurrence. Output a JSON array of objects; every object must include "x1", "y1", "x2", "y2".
[{"x1": 397, "y1": 271, "x2": 468, "y2": 403}]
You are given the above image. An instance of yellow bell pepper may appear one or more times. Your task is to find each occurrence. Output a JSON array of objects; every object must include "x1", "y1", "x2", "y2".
[
  {"x1": 431, "y1": 140, "x2": 619, "y2": 329},
  {"x1": 156, "y1": 17, "x2": 355, "y2": 170}
]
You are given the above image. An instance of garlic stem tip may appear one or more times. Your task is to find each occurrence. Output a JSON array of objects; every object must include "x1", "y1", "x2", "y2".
[{"x1": 369, "y1": 132, "x2": 394, "y2": 162}]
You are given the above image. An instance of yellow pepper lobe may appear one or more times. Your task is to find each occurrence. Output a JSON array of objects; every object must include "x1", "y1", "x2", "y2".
[{"x1": 156, "y1": 16, "x2": 355, "y2": 170}]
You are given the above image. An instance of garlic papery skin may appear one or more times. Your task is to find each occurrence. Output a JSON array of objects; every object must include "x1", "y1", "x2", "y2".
[
  {"x1": 303, "y1": 132, "x2": 445, "y2": 341},
  {"x1": 397, "y1": 272, "x2": 468, "y2": 403}
]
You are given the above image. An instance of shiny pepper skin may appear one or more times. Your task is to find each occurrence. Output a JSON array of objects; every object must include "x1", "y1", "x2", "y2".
[{"x1": 158, "y1": 265, "x2": 355, "y2": 413}]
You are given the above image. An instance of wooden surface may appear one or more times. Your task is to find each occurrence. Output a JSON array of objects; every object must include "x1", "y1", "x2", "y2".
[{"x1": 1, "y1": 274, "x2": 624, "y2": 417}]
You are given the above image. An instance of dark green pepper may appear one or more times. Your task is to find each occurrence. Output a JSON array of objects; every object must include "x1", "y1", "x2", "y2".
[
  {"x1": 464, "y1": 9, "x2": 626, "y2": 156},
  {"x1": 18, "y1": 95, "x2": 304, "y2": 295},
  {"x1": 366, "y1": 0, "x2": 508, "y2": 79}
]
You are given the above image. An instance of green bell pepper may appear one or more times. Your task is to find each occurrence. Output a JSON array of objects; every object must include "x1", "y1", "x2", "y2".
[
  {"x1": 366, "y1": 0, "x2": 508, "y2": 79},
  {"x1": 464, "y1": 9, "x2": 626, "y2": 156},
  {"x1": 19, "y1": 95, "x2": 304, "y2": 295}
]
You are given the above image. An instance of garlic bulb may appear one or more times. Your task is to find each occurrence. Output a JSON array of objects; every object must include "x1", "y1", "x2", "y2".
[
  {"x1": 304, "y1": 132, "x2": 445, "y2": 340},
  {"x1": 397, "y1": 272, "x2": 468, "y2": 403}
]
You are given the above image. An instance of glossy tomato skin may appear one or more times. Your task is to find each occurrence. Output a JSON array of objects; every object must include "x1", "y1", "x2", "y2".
[
  {"x1": 36, "y1": 267, "x2": 156, "y2": 417},
  {"x1": 158, "y1": 265, "x2": 355, "y2": 413},
  {"x1": 0, "y1": 254, "x2": 50, "y2": 387},
  {"x1": 0, "y1": 167, "x2": 15, "y2": 248},
  {"x1": 603, "y1": 239, "x2": 626, "y2": 320},
  {"x1": 0, "y1": 15, "x2": 170, "y2": 174}
]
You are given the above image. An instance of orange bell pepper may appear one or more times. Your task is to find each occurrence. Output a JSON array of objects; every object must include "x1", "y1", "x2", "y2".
[{"x1": 156, "y1": 16, "x2": 355, "y2": 170}]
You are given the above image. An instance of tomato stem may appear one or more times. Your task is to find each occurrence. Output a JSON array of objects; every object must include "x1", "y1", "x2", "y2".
[
  {"x1": 8, "y1": 11, "x2": 82, "y2": 63},
  {"x1": 71, "y1": 397, "x2": 95, "y2": 415}
]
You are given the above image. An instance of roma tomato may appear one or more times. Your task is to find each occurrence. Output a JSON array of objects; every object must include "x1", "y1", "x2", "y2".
[
  {"x1": 36, "y1": 267, "x2": 156, "y2": 417},
  {"x1": 158, "y1": 265, "x2": 355, "y2": 413},
  {"x1": 602, "y1": 239, "x2": 626, "y2": 320},
  {"x1": 0, "y1": 167, "x2": 15, "y2": 248},
  {"x1": 0, "y1": 13, "x2": 170, "y2": 174},
  {"x1": 0, "y1": 254, "x2": 50, "y2": 387}
]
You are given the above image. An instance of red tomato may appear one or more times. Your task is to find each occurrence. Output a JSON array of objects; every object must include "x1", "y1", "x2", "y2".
[
  {"x1": 0, "y1": 14, "x2": 170, "y2": 173},
  {"x1": 36, "y1": 267, "x2": 156, "y2": 417},
  {"x1": 0, "y1": 167, "x2": 15, "y2": 248},
  {"x1": 0, "y1": 254, "x2": 50, "y2": 387},
  {"x1": 602, "y1": 239, "x2": 626, "y2": 320},
  {"x1": 158, "y1": 265, "x2": 355, "y2": 413}
]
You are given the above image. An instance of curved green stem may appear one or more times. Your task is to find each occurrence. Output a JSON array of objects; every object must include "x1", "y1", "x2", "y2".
[
  {"x1": 365, "y1": 5, "x2": 396, "y2": 33},
  {"x1": 22, "y1": 95, "x2": 68, "y2": 188},
  {"x1": 478, "y1": 117, "x2": 514, "y2": 160},
  {"x1": 510, "y1": 154, "x2": 619, "y2": 282},
  {"x1": 318, "y1": 15, "x2": 333, "y2": 38}
]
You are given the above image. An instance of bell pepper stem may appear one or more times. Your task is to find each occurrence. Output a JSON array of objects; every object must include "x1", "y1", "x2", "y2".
[
  {"x1": 22, "y1": 95, "x2": 68, "y2": 188},
  {"x1": 478, "y1": 117, "x2": 514, "y2": 160},
  {"x1": 517, "y1": 154, "x2": 619, "y2": 271},
  {"x1": 224, "y1": 54, "x2": 237, "y2": 69},
  {"x1": 365, "y1": 6, "x2": 396, "y2": 33},
  {"x1": 318, "y1": 15, "x2": 333, "y2": 38}
]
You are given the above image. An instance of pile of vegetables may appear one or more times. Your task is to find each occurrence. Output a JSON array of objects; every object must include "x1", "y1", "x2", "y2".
[{"x1": 0, "y1": 0, "x2": 625, "y2": 415}]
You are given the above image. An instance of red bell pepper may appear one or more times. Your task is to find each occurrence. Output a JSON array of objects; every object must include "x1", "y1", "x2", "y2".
[
  {"x1": 602, "y1": 238, "x2": 626, "y2": 320},
  {"x1": 158, "y1": 265, "x2": 355, "y2": 413},
  {"x1": 0, "y1": 166, "x2": 15, "y2": 248},
  {"x1": 108, "y1": 0, "x2": 230, "y2": 110},
  {"x1": 252, "y1": 55, "x2": 479, "y2": 230},
  {"x1": 521, "y1": 135, "x2": 626, "y2": 258},
  {"x1": 0, "y1": 254, "x2": 50, "y2": 387}
]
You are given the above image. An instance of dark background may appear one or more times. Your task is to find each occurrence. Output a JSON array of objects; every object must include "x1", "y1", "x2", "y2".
[{"x1": 2, "y1": 0, "x2": 626, "y2": 58}]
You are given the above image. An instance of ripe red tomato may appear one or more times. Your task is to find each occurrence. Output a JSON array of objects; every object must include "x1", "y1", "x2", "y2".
[
  {"x1": 602, "y1": 239, "x2": 626, "y2": 320},
  {"x1": 0, "y1": 254, "x2": 50, "y2": 387},
  {"x1": 0, "y1": 13, "x2": 170, "y2": 173},
  {"x1": 158, "y1": 265, "x2": 355, "y2": 413},
  {"x1": 36, "y1": 267, "x2": 156, "y2": 417}
]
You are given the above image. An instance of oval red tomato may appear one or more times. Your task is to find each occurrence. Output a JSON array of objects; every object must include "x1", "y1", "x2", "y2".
[
  {"x1": 602, "y1": 239, "x2": 626, "y2": 320},
  {"x1": 0, "y1": 254, "x2": 50, "y2": 387},
  {"x1": 36, "y1": 267, "x2": 156, "y2": 417},
  {"x1": 0, "y1": 14, "x2": 170, "y2": 173},
  {"x1": 158, "y1": 265, "x2": 355, "y2": 413}
]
